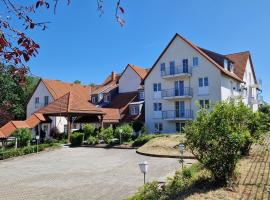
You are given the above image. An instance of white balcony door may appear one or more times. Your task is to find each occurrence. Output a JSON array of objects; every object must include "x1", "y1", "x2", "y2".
[{"x1": 175, "y1": 101, "x2": 185, "y2": 118}]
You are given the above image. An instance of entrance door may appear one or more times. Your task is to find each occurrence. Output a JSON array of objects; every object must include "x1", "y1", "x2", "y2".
[{"x1": 174, "y1": 81, "x2": 184, "y2": 96}]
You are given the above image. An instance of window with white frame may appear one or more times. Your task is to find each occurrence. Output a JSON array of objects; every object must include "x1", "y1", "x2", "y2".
[
  {"x1": 198, "y1": 77, "x2": 209, "y2": 95},
  {"x1": 44, "y1": 96, "x2": 49, "y2": 106},
  {"x1": 35, "y1": 97, "x2": 39, "y2": 108},
  {"x1": 153, "y1": 103, "x2": 162, "y2": 111},
  {"x1": 199, "y1": 99, "x2": 210, "y2": 108},
  {"x1": 153, "y1": 83, "x2": 162, "y2": 99},
  {"x1": 193, "y1": 57, "x2": 199, "y2": 67},
  {"x1": 154, "y1": 123, "x2": 163, "y2": 133},
  {"x1": 130, "y1": 105, "x2": 139, "y2": 115},
  {"x1": 160, "y1": 63, "x2": 165, "y2": 74},
  {"x1": 92, "y1": 96, "x2": 97, "y2": 104},
  {"x1": 153, "y1": 83, "x2": 161, "y2": 92},
  {"x1": 139, "y1": 90, "x2": 145, "y2": 100},
  {"x1": 104, "y1": 94, "x2": 110, "y2": 102}
]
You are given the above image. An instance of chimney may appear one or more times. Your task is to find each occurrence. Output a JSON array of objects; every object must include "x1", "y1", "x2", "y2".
[{"x1": 111, "y1": 71, "x2": 116, "y2": 81}]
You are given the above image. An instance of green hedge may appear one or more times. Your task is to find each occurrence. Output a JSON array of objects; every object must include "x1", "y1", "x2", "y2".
[
  {"x1": 132, "y1": 134, "x2": 165, "y2": 147},
  {"x1": 0, "y1": 143, "x2": 59, "y2": 160},
  {"x1": 70, "y1": 132, "x2": 84, "y2": 146}
]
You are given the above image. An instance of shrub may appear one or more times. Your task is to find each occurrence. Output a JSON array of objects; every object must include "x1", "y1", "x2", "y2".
[
  {"x1": 50, "y1": 127, "x2": 60, "y2": 138},
  {"x1": 83, "y1": 124, "x2": 96, "y2": 139},
  {"x1": 141, "y1": 126, "x2": 147, "y2": 134},
  {"x1": 13, "y1": 128, "x2": 32, "y2": 147},
  {"x1": 87, "y1": 136, "x2": 98, "y2": 145},
  {"x1": 132, "y1": 134, "x2": 164, "y2": 147},
  {"x1": 132, "y1": 121, "x2": 144, "y2": 133},
  {"x1": 99, "y1": 126, "x2": 114, "y2": 144},
  {"x1": 114, "y1": 124, "x2": 133, "y2": 142},
  {"x1": 185, "y1": 101, "x2": 251, "y2": 184},
  {"x1": 44, "y1": 138, "x2": 58, "y2": 145},
  {"x1": 70, "y1": 132, "x2": 84, "y2": 146}
]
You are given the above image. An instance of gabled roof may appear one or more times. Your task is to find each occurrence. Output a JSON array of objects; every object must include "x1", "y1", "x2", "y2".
[
  {"x1": 127, "y1": 64, "x2": 149, "y2": 79},
  {"x1": 37, "y1": 92, "x2": 104, "y2": 115},
  {"x1": 226, "y1": 51, "x2": 257, "y2": 83},
  {"x1": 101, "y1": 108, "x2": 121, "y2": 123},
  {"x1": 144, "y1": 33, "x2": 243, "y2": 83},
  {"x1": 42, "y1": 79, "x2": 92, "y2": 101}
]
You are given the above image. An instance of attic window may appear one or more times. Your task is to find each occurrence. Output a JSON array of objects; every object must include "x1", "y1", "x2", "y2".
[{"x1": 224, "y1": 59, "x2": 228, "y2": 70}]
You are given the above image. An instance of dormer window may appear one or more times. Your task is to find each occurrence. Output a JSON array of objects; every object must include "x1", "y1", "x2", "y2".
[
  {"x1": 130, "y1": 105, "x2": 139, "y2": 115},
  {"x1": 92, "y1": 96, "x2": 97, "y2": 104},
  {"x1": 139, "y1": 90, "x2": 144, "y2": 100},
  {"x1": 104, "y1": 94, "x2": 110, "y2": 103}
]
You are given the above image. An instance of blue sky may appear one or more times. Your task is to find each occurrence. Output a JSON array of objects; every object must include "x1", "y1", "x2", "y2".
[{"x1": 27, "y1": 0, "x2": 269, "y2": 102}]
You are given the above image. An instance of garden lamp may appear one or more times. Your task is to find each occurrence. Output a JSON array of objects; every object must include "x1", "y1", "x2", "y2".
[
  {"x1": 178, "y1": 144, "x2": 185, "y2": 169},
  {"x1": 119, "y1": 128, "x2": 123, "y2": 144},
  {"x1": 139, "y1": 161, "x2": 148, "y2": 184},
  {"x1": 36, "y1": 135, "x2": 40, "y2": 153}
]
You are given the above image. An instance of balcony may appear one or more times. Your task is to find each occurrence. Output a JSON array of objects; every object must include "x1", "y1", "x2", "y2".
[
  {"x1": 161, "y1": 65, "x2": 192, "y2": 78},
  {"x1": 162, "y1": 109, "x2": 194, "y2": 121},
  {"x1": 162, "y1": 87, "x2": 193, "y2": 100}
]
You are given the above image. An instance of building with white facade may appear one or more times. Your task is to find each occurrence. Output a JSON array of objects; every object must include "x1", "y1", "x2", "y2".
[{"x1": 144, "y1": 33, "x2": 261, "y2": 134}]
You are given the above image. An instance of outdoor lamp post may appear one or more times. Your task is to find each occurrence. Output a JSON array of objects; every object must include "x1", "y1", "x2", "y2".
[
  {"x1": 36, "y1": 135, "x2": 40, "y2": 153},
  {"x1": 178, "y1": 143, "x2": 185, "y2": 169},
  {"x1": 139, "y1": 161, "x2": 148, "y2": 184},
  {"x1": 119, "y1": 128, "x2": 123, "y2": 145}
]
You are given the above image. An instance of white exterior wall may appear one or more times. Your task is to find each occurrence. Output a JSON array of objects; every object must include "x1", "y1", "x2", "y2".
[
  {"x1": 242, "y1": 58, "x2": 258, "y2": 111},
  {"x1": 221, "y1": 75, "x2": 241, "y2": 101},
  {"x1": 26, "y1": 81, "x2": 67, "y2": 137},
  {"x1": 119, "y1": 66, "x2": 142, "y2": 93},
  {"x1": 145, "y1": 36, "x2": 222, "y2": 134}
]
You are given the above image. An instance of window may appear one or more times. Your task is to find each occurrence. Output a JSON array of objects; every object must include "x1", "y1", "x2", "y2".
[
  {"x1": 92, "y1": 96, "x2": 96, "y2": 103},
  {"x1": 204, "y1": 77, "x2": 208, "y2": 86},
  {"x1": 153, "y1": 83, "x2": 161, "y2": 92},
  {"x1": 139, "y1": 90, "x2": 144, "y2": 100},
  {"x1": 193, "y1": 57, "x2": 199, "y2": 66},
  {"x1": 169, "y1": 61, "x2": 175, "y2": 75},
  {"x1": 199, "y1": 77, "x2": 208, "y2": 87},
  {"x1": 199, "y1": 99, "x2": 210, "y2": 108},
  {"x1": 154, "y1": 103, "x2": 162, "y2": 111},
  {"x1": 35, "y1": 97, "x2": 39, "y2": 104},
  {"x1": 176, "y1": 122, "x2": 186, "y2": 133},
  {"x1": 154, "y1": 123, "x2": 163, "y2": 133},
  {"x1": 183, "y1": 59, "x2": 188, "y2": 73},
  {"x1": 44, "y1": 96, "x2": 49, "y2": 106},
  {"x1": 199, "y1": 78, "x2": 204, "y2": 87},
  {"x1": 130, "y1": 105, "x2": 139, "y2": 115},
  {"x1": 104, "y1": 94, "x2": 110, "y2": 102},
  {"x1": 160, "y1": 63, "x2": 165, "y2": 72}
]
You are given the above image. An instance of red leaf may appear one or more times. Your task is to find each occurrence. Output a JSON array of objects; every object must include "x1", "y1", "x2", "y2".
[{"x1": 23, "y1": 53, "x2": 30, "y2": 62}]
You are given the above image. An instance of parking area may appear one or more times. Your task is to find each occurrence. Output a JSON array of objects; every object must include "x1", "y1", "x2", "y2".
[{"x1": 0, "y1": 147, "x2": 193, "y2": 200}]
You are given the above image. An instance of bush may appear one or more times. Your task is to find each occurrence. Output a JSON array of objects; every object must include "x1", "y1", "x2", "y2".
[
  {"x1": 44, "y1": 138, "x2": 58, "y2": 145},
  {"x1": 114, "y1": 124, "x2": 133, "y2": 142},
  {"x1": 126, "y1": 163, "x2": 207, "y2": 200},
  {"x1": 99, "y1": 126, "x2": 114, "y2": 144},
  {"x1": 185, "y1": 101, "x2": 251, "y2": 184},
  {"x1": 132, "y1": 134, "x2": 164, "y2": 147},
  {"x1": 70, "y1": 132, "x2": 84, "y2": 146},
  {"x1": 87, "y1": 136, "x2": 98, "y2": 145},
  {"x1": 50, "y1": 127, "x2": 60, "y2": 138},
  {"x1": 12, "y1": 128, "x2": 32, "y2": 147},
  {"x1": 83, "y1": 124, "x2": 96, "y2": 139},
  {"x1": 132, "y1": 121, "x2": 144, "y2": 133}
]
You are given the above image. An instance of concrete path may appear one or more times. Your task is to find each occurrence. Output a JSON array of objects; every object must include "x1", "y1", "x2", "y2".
[{"x1": 0, "y1": 147, "x2": 193, "y2": 200}]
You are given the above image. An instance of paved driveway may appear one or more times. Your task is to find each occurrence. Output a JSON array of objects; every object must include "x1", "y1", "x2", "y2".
[{"x1": 0, "y1": 147, "x2": 191, "y2": 200}]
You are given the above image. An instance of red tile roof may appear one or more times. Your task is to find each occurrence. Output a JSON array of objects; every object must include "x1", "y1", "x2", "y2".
[
  {"x1": 42, "y1": 79, "x2": 92, "y2": 101},
  {"x1": 101, "y1": 108, "x2": 121, "y2": 123},
  {"x1": 225, "y1": 51, "x2": 256, "y2": 83},
  {"x1": 37, "y1": 92, "x2": 104, "y2": 115},
  {"x1": 128, "y1": 64, "x2": 149, "y2": 79}
]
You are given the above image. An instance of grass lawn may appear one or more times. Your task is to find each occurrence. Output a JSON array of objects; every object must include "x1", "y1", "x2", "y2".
[{"x1": 137, "y1": 134, "x2": 194, "y2": 158}]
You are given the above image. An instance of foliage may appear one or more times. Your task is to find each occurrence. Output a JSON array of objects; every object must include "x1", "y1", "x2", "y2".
[
  {"x1": 83, "y1": 124, "x2": 96, "y2": 139},
  {"x1": 185, "y1": 101, "x2": 254, "y2": 184},
  {"x1": 132, "y1": 134, "x2": 164, "y2": 147},
  {"x1": 258, "y1": 104, "x2": 270, "y2": 132},
  {"x1": 99, "y1": 126, "x2": 114, "y2": 144},
  {"x1": 126, "y1": 163, "x2": 208, "y2": 200},
  {"x1": 87, "y1": 136, "x2": 98, "y2": 145},
  {"x1": 132, "y1": 121, "x2": 144, "y2": 133},
  {"x1": 44, "y1": 138, "x2": 58, "y2": 145},
  {"x1": 12, "y1": 128, "x2": 32, "y2": 147},
  {"x1": 0, "y1": 65, "x2": 39, "y2": 126},
  {"x1": 50, "y1": 127, "x2": 60, "y2": 138},
  {"x1": 141, "y1": 125, "x2": 148, "y2": 134},
  {"x1": 70, "y1": 132, "x2": 84, "y2": 146},
  {"x1": 0, "y1": 143, "x2": 59, "y2": 160},
  {"x1": 114, "y1": 124, "x2": 133, "y2": 142},
  {"x1": 73, "y1": 80, "x2": 81, "y2": 84}
]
